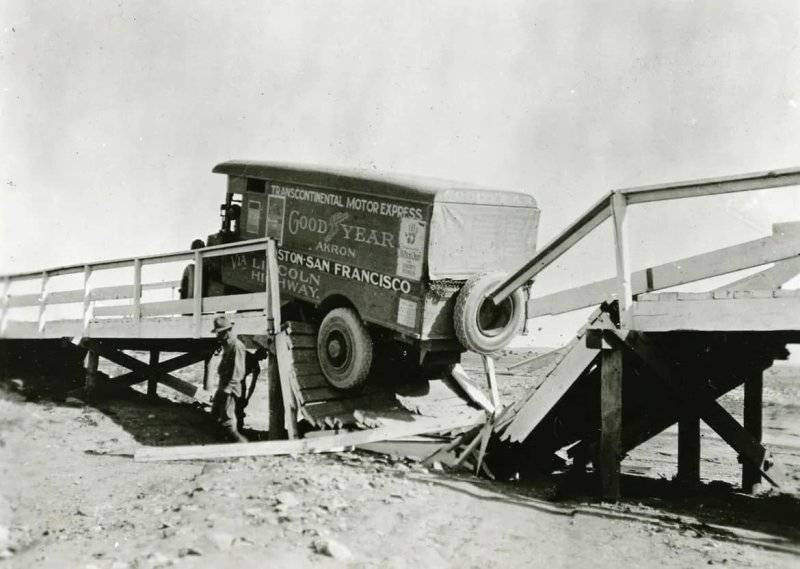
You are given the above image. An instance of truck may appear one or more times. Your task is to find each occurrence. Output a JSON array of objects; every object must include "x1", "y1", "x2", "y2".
[{"x1": 182, "y1": 161, "x2": 540, "y2": 390}]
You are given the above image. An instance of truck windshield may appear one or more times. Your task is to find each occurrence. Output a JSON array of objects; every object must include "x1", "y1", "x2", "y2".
[{"x1": 428, "y1": 202, "x2": 538, "y2": 280}]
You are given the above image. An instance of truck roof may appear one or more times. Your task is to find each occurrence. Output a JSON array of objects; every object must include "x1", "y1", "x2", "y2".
[{"x1": 213, "y1": 160, "x2": 537, "y2": 208}]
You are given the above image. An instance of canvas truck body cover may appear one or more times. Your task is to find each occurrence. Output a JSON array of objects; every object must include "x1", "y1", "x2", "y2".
[{"x1": 212, "y1": 161, "x2": 539, "y2": 341}]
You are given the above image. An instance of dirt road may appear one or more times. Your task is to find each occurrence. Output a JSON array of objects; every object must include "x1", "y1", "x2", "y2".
[{"x1": 1, "y1": 352, "x2": 799, "y2": 568}]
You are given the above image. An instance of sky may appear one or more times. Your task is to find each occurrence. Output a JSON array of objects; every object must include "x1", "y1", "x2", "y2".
[{"x1": 2, "y1": 1, "x2": 800, "y2": 345}]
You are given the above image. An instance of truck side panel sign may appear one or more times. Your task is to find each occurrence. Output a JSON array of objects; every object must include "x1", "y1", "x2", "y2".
[{"x1": 221, "y1": 181, "x2": 430, "y2": 332}]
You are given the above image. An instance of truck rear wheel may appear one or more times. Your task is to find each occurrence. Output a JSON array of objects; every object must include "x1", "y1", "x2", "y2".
[
  {"x1": 316, "y1": 307, "x2": 373, "y2": 390},
  {"x1": 453, "y1": 272, "x2": 525, "y2": 355}
]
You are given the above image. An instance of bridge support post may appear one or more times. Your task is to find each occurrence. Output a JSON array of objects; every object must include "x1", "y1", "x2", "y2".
[
  {"x1": 84, "y1": 349, "x2": 99, "y2": 396},
  {"x1": 267, "y1": 350, "x2": 287, "y2": 440},
  {"x1": 677, "y1": 412, "x2": 701, "y2": 487},
  {"x1": 742, "y1": 372, "x2": 763, "y2": 492},
  {"x1": 599, "y1": 346, "x2": 623, "y2": 501},
  {"x1": 202, "y1": 354, "x2": 212, "y2": 391},
  {"x1": 147, "y1": 350, "x2": 159, "y2": 398}
]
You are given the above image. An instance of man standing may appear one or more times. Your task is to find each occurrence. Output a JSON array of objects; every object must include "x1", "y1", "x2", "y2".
[{"x1": 211, "y1": 315, "x2": 248, "y2": 443}]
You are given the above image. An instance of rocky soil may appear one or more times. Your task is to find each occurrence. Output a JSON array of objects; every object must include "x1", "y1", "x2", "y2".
[{"x1": 0, "y1": 350, "x2": 799, "y2": 568}]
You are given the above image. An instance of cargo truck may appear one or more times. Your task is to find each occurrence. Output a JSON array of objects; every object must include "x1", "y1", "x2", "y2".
[{"x1": 182, "y1": 161, "x2": 539, "y2": 390}]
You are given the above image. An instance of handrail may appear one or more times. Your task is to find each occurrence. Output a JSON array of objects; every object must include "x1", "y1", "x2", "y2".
[
  {"x1": 489, "y1": 167, "x2": 800, "y2": 306},
  {"x1": 0, "y1": 237, "x2": 269, "y2": 281},
  {"x1": 0, "y1": 237, "x2": 277, "y2": 339}
]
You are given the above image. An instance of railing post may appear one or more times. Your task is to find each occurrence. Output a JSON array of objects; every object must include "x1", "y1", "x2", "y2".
[
  {"x1": 192, "y1": 250, "x2": 203, "y2": 337},
  {"x1": 0, "y1": 276, "x2": 10, "y2": 337},
  {"x1": 82, "y1": 265, "x2": 93, "y2": 336},
  {"x1": 132, "y1": 258, "x2": 142, "y2": 321},
  {"x1": 38, "y1": 271, "x2": 50, "y2": 335},
  {"x1": 266, "y1": 239, "x2": 281, "y2": 332},
  {"x1": 611, "y1": 192, "x2": 632, "y2": 326}
]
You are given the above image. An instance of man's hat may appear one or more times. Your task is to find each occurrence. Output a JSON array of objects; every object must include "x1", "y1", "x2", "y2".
[{"x1": 211, "y1": 315, "x2": 234, "y2": 334}]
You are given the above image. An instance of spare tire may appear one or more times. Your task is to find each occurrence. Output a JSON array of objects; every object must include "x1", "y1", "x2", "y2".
[
  {"x1": 453, "y1": 272, "x2": 525, "y2": 355},
  {"x1": 317, "y1": 307, "x2": 373, "y2": 390}
]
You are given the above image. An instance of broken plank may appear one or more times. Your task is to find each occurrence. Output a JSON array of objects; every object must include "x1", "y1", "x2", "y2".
[
  {"x1": 135, "y1": 415, "x2": 485, "y2": 461},
  {"x1": 501, "y1": 334, "x2": 601, "y2": 443}
]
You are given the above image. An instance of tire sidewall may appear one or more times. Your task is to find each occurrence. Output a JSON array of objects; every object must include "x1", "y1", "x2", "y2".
[
  {"x1": 453, "y1": 272, "x2": 525, "y2": 355},
  {"x1": 316, "y1": 307, "x2": 373, "y2": 390}
]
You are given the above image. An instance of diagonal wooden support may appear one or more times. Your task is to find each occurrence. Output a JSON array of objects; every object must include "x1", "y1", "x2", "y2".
[
  {"x1": 112, "y1": 351, "x2": 211, "y2": 388},
  {"x1": 603, "y1": 329, "x2": 788, "y2": 489},
  {"x1": 79, "y1": 339, "x2": 212, "y2": 402}
]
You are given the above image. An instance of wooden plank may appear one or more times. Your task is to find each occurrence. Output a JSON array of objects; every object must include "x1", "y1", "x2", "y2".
[
  {"x1": 0, "y1": 276, "x2": 9, "y2": 335},
  {"x1": 295, "y1": 373, "x2": 331, "y2": 390},
  {"x1": 6, "y1": 293, "x2": 41, "y2": 308},
  {"x1": 676, "y1": 292, "x2": 713, "y2": 301},
  {"x1": 677, "y1": 412, "x2": 701, "y2": 486},
  {"x1": 274, "y1": 331, "x2": 299, "y2": 438},
  {"x1": 622, "y1": 167, "x2": 800, "y2": 204},
  {"x1": 599, "y1": 347, "x2": 623, "y2": 500},
  {"x1": 80, "y1": 339, "x2": 211, "y2": 401},
  {"x1": 501, "y1": 339, "x2": 600, "y2": 443},
  {"x1": 489, "y1": 193, "x2": 612, "y2": 304},
  {"x1": 132, "y1": 259, "x2": 142, "y2": 321},
  {"x1": 742, "y1": 372, "x2": 763, "y2": 492},
  {"x1": 288, "y1": 335, "x2": 316, "y2": 349},
  {"x1": 732, "y1": 290, "x2": 774, "y2": 299},
  {"x1": 267, "y1": 353, "x2": 287, "y2": 440},
  {"x1": 113, "y1": 351, "x2": 210, "y2": 387},
  {"x1": 631, "y1": 297, "x2": 800, "y2": 331},
  {"x1": 482, "y1": 355, "x2": 501, "y2": 409},
  {"x1": 715, "y1": 256, "x2": 800, "y2": 292},
  {"x1": 288, "y1": 348, "x2": 319, "y2": 363},
  {"x1": 529, "y1": 222, "x2": 800, "y2": 317},
  {"x1": 135, "y1": 414, "x2": 485, "y2": 462},
  {"x1": 202, "y1": 292, "x2": 266, "y2": 313},
  {"x1": 611, "y1": 192, "x2": 632, "y2": 322},
  {"x1": 147, "y1": 350, "x2": 159, "y2": 397},
  {"x1": 294, "y1": 361, "x2": 323, "y2": 376},
  {"x1": 192, "y1": 251, "x2": 203, "y2": 338},
  {"x1": 299, "y1": 385, "x2": 350, "y2": 403},
  {"x1": 283, "y1": 321, "x2": 317, "y2": 335},
  {"x1": 38, "y1": 272, "x2": 50, "y2": 334},
  {"x1": 451, "y1": 363, "x2": 494, "y2": 414}
]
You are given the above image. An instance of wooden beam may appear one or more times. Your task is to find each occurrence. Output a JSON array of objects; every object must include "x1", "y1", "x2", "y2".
[
  {"x1": 38, "y1": 271, "x2": 50, "y2": 335},
  {"x1": 599, "y1": 347, "x2": 623, "y2": 500},
  {"x1": 134, "y1": 415, "x2": 484, "y2": 462},
  {"x1": 742, "y1": 372, "x2": 763, "y2": 492},
  {"x1": 450, "y1": 363, "x2": 494, "y2": 415},
  {"x1": 482, "y1": 355, "x2": 501, "y2": 410},
  {"x1": 622, "y1": 167, "x2": 800, "y2": 204},
  {"x1": 529, "y1": 222, "x2": 800, "y2": 316},
  {"x1": 604, "y1": 330, "x2": 787, "y2": 488},
  {"x1": 192, "y1": 250, "x2": 203, "y2": 338},
  {"x1": 84, "y1": 349, "x2": 99, "y2": 395},
  {"x1": 80, "y1": 339, "x2": 211, "y2": 401},
  {"x1": 489, "y1": 193, "x2": 612, "y2": 304},
  {"x1": 677, "y1": 412, "x2": 701, "y2": 487},
  {"x1": 630, "y1": 296, "x2": 800, "y2": 332},
  {"x1": 501, "y1": 336, "x2": 600, "y2": 443},
  {"x1": 132, "y1": 259, "x2": 142, "y2": 321},
  {"x1": 147, "y1": 350, "x2": 159, "y2": 398},
  {"x1": 0, "y1": 276, "x2": 9, "y2": 337},
  {"x1": 611, "y1": 192, "x2": 632, "y2": 323},
  {"x1": 267, "y1": 352, "x2": 287, "y2": 440},
  {"x1": 714, "y1": 256, "x2": 800, "y2": 292},
  {"x1": 112, "y1": 351, "x2": 209, "y2": 387}
]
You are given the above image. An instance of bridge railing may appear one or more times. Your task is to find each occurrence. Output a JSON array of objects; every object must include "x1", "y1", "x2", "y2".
[
  {"x1": 489, "y1": 167, "x2": 800, "y2": 324},
  {"x1": 0, "y1": 237, "x2": 278, "y2": 338}
]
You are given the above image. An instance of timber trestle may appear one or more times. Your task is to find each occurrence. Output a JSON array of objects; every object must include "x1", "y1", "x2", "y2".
[{"x1": 489, "y1": 167, "x2": 800, "y2": 500}]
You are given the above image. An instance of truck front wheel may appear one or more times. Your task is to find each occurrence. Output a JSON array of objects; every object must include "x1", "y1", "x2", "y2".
[{"x1": 317, "y1": 307, "x2": 373, "y2": 390}]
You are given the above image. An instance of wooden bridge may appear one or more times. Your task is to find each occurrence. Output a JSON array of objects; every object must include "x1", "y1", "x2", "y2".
[
  {"x1": 2, "y1": 167, "x2": 800, "y2": 500},
  {"x1": 489, "y1": 168, "x2": 800, "y2": 499}
]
